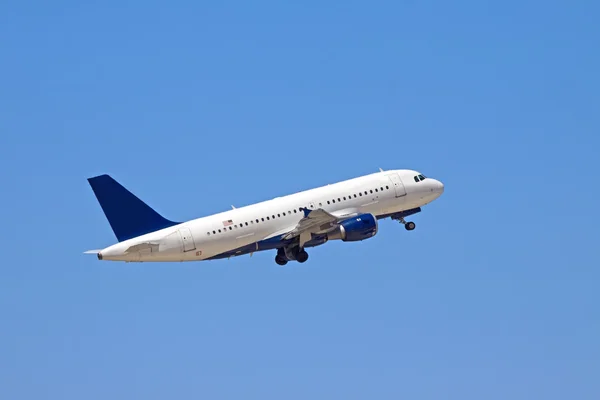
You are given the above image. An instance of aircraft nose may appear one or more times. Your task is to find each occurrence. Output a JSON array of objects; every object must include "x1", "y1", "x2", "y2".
[{"x1": 432, "y1": 179, "x2": 444, "y2": 194}]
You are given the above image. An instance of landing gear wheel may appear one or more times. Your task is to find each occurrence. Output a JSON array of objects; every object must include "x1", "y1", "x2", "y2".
[
  {"x1": 275, "y1": 255, "x2": 288, "y2": 266},
  {"x1": 405, "y1": 221, "x2": 416, "y2": 231},
  {"x1": 296, "y1": 250, "x2": 309, "y2": 263}
]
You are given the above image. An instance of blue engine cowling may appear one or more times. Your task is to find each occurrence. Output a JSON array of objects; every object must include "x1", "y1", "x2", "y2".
[{"x1": 328, "y1": 213, "x2": 378, "y2": 242}]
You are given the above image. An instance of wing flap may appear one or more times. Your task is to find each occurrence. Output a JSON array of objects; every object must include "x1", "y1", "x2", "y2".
[
  {"x1": 265, "y1": 208, "x2": 362, "y2": 248},
  {"x1": 283, "y1": 208, "x2": 339, "y2": 247}
]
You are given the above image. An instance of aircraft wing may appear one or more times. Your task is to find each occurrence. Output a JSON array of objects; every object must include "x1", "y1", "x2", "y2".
[{"x1": 282, "y1": 208, "x2": 340, "y2": 247}]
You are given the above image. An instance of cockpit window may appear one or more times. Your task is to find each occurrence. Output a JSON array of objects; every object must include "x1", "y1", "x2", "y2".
[
  {"x1": 414, "y1": 174, "x2": 427, "y2": 182},
  {"x1": 414, "y1": 176, "x2": 419, "y2": 182},
  {"x1": 419, "y1": 174, "x2": 426, "y2": 180}
]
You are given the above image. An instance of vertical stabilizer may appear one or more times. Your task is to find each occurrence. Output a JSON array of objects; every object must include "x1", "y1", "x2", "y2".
[{"x1": 87, "y1": 174, "x2": 180, "y2": 242}]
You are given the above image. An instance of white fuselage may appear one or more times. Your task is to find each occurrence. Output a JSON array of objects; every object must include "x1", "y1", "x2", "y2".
[{"x1": 98, "y1": 169, "x2": 444, "y2": 262}]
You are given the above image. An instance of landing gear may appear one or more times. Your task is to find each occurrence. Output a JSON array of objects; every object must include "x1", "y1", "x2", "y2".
[
  {"x1": 395, "y1": 216, "x2": 416, "y2": 231},
  {"x1": 275, "y1": 247, "x2": 308, "y2": 265},
  {"x1": 275, "y1": 254, "x2": 288, "y2": 266},
  {"x1": 296, "y1": 249, "x2": 309, "y2": 263}
]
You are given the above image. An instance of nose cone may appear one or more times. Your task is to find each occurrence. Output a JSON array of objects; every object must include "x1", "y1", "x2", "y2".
[
  {"x1": 433, "y1": 179, "x2": 444, "y2": 194},
  {"x1": 423, "y1": 179, "x2": 444, "y2": 202}
]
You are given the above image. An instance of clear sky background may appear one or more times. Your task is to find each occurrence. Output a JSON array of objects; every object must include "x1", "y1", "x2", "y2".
[{"x1": 1, "y1": 1, "x2": 599, "y2": 399}]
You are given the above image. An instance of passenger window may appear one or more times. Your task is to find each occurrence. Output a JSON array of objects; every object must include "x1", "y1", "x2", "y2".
[
  {"x1": 266, "y1": 216, "x2": 270, "y2": 220},
  {"x1": 337, "y1": 198, "x2": 341, "y2": 202},
  {"x1": 277, "y1": 214, "x2": 280, "y2": 217},
  {"x1": 207, "y1": 232, "x2": 210, "y2": 236},
  {"x1": 272, "y1": 215, "x2": 275, "y2": 219},
  {"x1": 327, "y1": 200, "x2": 330, "y2": 204},
  {"x1": 213, "y1": 231, "x2": 216, "y2": 234},
  {"x1": 354, "y1": 194, "x2": 357, "y2": 198},
  {"x1": 364, "y1": 191, "x2": 367, "y2": 195},
  {"x1": 283, "y1": 212, "x2": 286, "y2": 216},
  {"x1": 245, "y1": 222, "x2": 248, "y2": 226},
  {"x1": 375, "y1": 188, "x2": 378, "y2": 192},
  {"x1": 370, "y1": 190, "x2": 373, "y2": 194},
  {"x1": 380, "y1": 187, "x2": 384, "y2": 191},
  {"x1": 332, "y1": 199, "x2": 336, "y2": 203},
  {"x1": 229, "y1": 227, "x2": 232, "y2": 230},
  {"x1": 359, "y1": 192, "x2": 362, "y2": 196},
  {"x1": 218, "y1": 229, "x2": 221, "y2": 233},
  {"x1": 343, "y1": 197, "x2": 346, "y2": 200},
  {"x1": 293, "y1": 210, "x2": 297, "y2": 213},
  {"x1": 386, "y1": 185, "x2": 389, "y2": 189}
]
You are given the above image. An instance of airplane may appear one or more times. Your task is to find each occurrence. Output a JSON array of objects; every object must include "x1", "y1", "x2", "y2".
[{"x1": 85, "y1": 169, "x2": 444, "y2": 265}]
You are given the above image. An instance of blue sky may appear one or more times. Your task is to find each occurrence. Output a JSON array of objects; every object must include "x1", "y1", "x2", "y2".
[{"x1": 1, "y1": 0, "x2": 599, "y2": 398}]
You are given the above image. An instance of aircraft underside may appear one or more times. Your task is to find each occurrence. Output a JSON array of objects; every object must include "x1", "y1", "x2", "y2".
[{"x1": 207, "y1": 207, "x2": 422, "y2": 265}]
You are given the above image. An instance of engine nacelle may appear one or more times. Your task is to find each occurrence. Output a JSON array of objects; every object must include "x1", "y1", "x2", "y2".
[{"x1": 328, "y1": 213, "x2": 378, "y2": 242}]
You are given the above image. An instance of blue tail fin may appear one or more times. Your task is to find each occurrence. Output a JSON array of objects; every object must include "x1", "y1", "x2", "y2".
[{"x1": 88, "y1": 174, "x2": 180, "y2": 242}]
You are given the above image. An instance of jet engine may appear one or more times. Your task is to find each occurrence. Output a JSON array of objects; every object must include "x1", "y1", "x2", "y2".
[{"x1": 328, "y1": 213, "x2": 378, "y2": 242}]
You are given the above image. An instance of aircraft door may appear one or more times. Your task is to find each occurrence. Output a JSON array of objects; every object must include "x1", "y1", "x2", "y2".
[
  {"x1": 178, "y1": 227, "x2": 196, "y2": 252},
  {"x1": 388, "y1": 173, "x2": 407, "y2": 197}
]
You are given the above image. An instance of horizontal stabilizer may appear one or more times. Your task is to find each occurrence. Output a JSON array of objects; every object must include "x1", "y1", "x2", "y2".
[
  {"x1": 87, "y1": 174, "x2": 180, "y2": 242},
  {"x1": 84, "y1": 249, "x2": 101, "y2": 254}
]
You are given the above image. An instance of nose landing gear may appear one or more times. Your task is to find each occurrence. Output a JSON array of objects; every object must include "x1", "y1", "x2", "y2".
[
  {"x1": 394, "y1": 216, "x2": 416, "y2": 231},
  {"x1": 390, "y1": 208, "x2": 421, "y2": 231}
]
